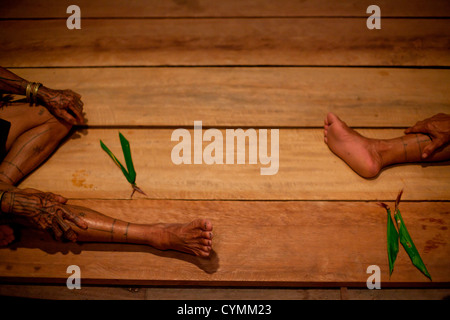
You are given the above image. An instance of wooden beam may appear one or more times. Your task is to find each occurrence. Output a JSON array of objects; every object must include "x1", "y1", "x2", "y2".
[
  {"x1": 1, "y1": 0, "x2": 449, "y2": 18},
  {"x1": 1, "y1": 200, "x2": 448, "y2": 286},
  {"x1": 2, "y1": 18, "x2": 449, "y2": 67},
  {"x1": 11, "y1": 67, "x2": 450, "y2": 127},
  {"x1": 19, "y1": 128, "x2": 450, "y2": 201}
]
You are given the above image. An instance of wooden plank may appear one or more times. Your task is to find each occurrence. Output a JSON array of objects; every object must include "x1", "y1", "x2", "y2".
[
  {"x1": 1, "y1": 0, "x2": 449, "y2": 18},
  {"x1": 0, "y1": 200, "x2": 448, "y2": 286},
  {"x1": 0, "y1": 284, "x2": 146, "y2": 300},
  {"x1": 18, "y1": 128, "x2": 450, "y2": 201},
  {"x1": 1, "y1": 284, "x2": 449, "y2": 300},
  {"x1": 0, "y1": 284, "x2": 342, "y2": 300},
  {"x1": 2, "y1": 19, "x2": 449, "y2": 67},
  {"x1": 11, "y1": 67, "x2": 450, "y2": 127}
]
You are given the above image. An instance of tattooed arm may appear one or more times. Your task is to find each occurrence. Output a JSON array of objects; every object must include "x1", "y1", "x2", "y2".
[
  {"x1": 0, "y1": 182, "x2": 88, "y2": 241},
  {"x1": 0, "y1": 66, "x2": 84, "y2": 125}
]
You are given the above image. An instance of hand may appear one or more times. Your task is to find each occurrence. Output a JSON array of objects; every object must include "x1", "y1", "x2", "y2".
[
  {"x1": 38, "y1": 86, "x2": 85, "y2": 125},
  {"x1": 0, "y1": 191, "x2": 88, "y2": 242},
  {"x1": 405, "y1": 113, "x2": 450, "y2": 158}
]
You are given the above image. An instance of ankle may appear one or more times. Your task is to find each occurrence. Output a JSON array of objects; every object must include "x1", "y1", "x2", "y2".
[{"x1": 374, "y1": 139, "x2": 396, "y2": 167}]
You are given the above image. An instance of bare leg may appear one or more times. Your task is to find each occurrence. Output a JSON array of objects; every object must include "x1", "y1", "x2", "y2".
[
  {"x1": 0, "y1": 103, "x2": 71, "y2": 185},
  {"x1": 0, "y1": 103, "x2": 71, "y2": 244},
  {"x1": 324, "y1": 112, "x2": 450, "y2": 178},
  {"x1": 0, "y1": 182, "x2": 213, "y2": 255},
  {"x1": 63, "y1": 204, "x2": 213, "y2": 257},
  {"x1": 0, "y1": 225, "x2": 14, "y2": 246}
]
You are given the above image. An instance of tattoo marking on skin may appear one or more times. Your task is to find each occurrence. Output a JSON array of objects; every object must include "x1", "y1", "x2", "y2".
[
  {"x1": 87, "y1": 226, "x2": 110, "y2": 233},
  {"x1": 0, "y1": 172, "x2": 14, "y2": 184},
  {"x1": 111, "y1": 219, "x2": 117, "y2": 242},
  {"x1": 415, "y1": 134, "x2": 423, "y2": 155},
  {"x1": 32, "y1": 145, "x2": 45, "y2": 155},
  {"x1": 124, "y1": 222, "x2": 130, "y2": 243},
  {"x1": 3, "y1": 160, "x2": 25, "y2": 176},
  {"x1": 401, "y1": 136, "x2": 408, "y2": 161},
  {"x1": 9, "y1": 192, "x2": 14, "y2": 214},
  {"x1": 10, "y1": 128, "x2": 51, "y2": 162}
]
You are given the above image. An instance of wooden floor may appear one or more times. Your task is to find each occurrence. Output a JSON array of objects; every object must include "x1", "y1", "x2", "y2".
[{"x1": 1, "y1": 0, "x2": 450, "y2": 299}]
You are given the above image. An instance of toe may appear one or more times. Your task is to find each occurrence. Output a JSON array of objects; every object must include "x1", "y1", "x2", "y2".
[
  {"x1": 326, "y1": 112, "x2": 340, "y2": 124},
  {"x1": 190, "y1": 219, "x2": 213, "y2": 231},
  {"x1": 197, "y1": 250, "x2": 211, "y2": 257},
  {"x1": 201, "y1": 231, "x2": 213, "y2": 239},
  {"x1": 198, "y1": 245, "x2": 212, "y2": 257},
  {"x1": 202, "y1": 219, "x2": 213, "y2": 231},
  {"x1": 201, "y1": 238, "x2": 212, "y2": 246}
]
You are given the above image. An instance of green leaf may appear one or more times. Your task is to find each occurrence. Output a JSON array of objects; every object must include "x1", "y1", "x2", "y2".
[
  {"x1": 100, "y1": 139, "x2": 135, "y2": 184},
  {"x1": 378, "y1": 202, "x2": 399, "y2": 277},
  {"x1": 119, "y1": 132, "x2": 136, "y2": 184},
  {"x1": 394, "y1": 209, "x2": 432, "y2": 281},
  {"x1": 100, "y1": 133, "x2": 146, "y2": 199},
  {"x1": 387, "y1": 209, "x2": 399, "y2": 277}
]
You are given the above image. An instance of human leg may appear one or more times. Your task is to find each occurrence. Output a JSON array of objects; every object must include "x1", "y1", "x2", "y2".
[
  {"x1": 324, "y1": 112, "x2": 450, "y2": 178},
  {"x1": 0, "y1": 103, "x2": 71, "y2": 185},
  {"x1": 62, "y1": 204, "x2": 214, "y2": 257}
]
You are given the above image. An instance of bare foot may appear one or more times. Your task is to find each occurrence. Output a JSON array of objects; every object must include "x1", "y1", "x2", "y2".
[
  {"x1": 151, "y1": 219, "x2": 213, "y2": 257},
  {"x1": 0, "y1": 224, "x2": 14, "y2": 246},
  {"x1": 324, "y1": 112, "x2": 383, "y2": 178}
]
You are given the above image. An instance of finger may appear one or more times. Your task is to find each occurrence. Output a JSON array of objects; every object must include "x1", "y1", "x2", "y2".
[
  {"x1": 60, "y1": 110, "x2": 78, "y2": 125},
  {"x1": 69, "y1": 105, "x2": 84, "y2": 124},
  {"x1": 54, "y1": 214, "x2": 78, "y2": 242},
  {"x1": 51, "y1": 220, "x2": 64, "y2": 241},
  {"x1": 421, "y1": 139, "x2": 444, "y2": 159},
  {"x1": 54, "y1": 213, "x2": 71, "y2": 233},
  {"x1": 72, "y1": 91, "x2": 82, "y2": 99},
  {"x1": 60, "y1": 207, "x2": 88, "y2": 230},
  {"x1": 64, "y1": 228, "x2": 78, "y2": 242},
  {"x1": 404, "y1": 121, "x2": 427, "y2": 134},
  {"x1": 46, "y1": 192, "x2": 68, "y2": 204}
]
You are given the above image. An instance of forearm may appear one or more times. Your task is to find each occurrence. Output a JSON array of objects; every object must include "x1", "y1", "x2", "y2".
[
  {"x1": 0, "y1": 66, "x2": 51, "y2": 104},
  {"x1": 0, "y1": 66, "x2": 27, "y2": 95}
]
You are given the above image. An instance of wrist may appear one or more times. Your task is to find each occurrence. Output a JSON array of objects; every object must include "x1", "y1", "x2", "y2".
[
  {"x1": 0, "y1": 191, "x2": 11, "y2": 213},
  {"x1": 36, "y1": 85, "x2": 51, "y2": 102}
]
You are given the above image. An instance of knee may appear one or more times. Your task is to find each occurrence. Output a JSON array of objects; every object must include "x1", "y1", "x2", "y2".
[{"x1": 45, "y1": 116, "x2": 73, "y2": 140}]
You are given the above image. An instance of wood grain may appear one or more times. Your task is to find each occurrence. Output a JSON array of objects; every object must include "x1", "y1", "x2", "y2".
[
  {"x1": 2, "y1": 18, "x2": 449, "y2": 67},
  {"x1": 10, "y1": 67, "x2": 450, "y2": 127},
  {"x1": 1, "y1": 200, "x2": 448, "y2": 286},
  {"x1": 18, "y1": 128, "x2": 450, "y2": 201},
  {"x1": 1, "y1": 0, "x2": 449, "y2": 18}
]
